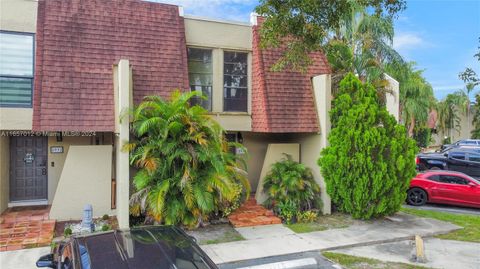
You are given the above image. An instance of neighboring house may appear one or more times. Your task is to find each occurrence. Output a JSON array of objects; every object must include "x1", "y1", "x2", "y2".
[
  {"x1": 0, "y1": 0, "x2": 399, "y2": 228},
  {"x1": 430, "y1": 109, "x2": 476, "y2": 146}
]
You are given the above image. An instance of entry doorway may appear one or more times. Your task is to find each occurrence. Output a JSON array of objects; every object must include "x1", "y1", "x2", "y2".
[{"x1": 9, "y1": 136, "x2": 48, "y2": 202}]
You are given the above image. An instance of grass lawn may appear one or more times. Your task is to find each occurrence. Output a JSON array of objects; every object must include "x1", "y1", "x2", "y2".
[
  {"x1": 202, "y1": 229, "x2": 244, "y2": 245},
  {"x1": 323, "y1": 252, "x2": 429, "y2": 269},
  {"x1": 400, "y1": 207, "x2": 480, "y2": 243},
  {"x1": 286, "y1": 213, "x2": 353, "y2": 233}
]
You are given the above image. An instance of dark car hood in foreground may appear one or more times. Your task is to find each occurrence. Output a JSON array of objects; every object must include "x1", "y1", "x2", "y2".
[{"x1": 75, "y1": 226, "x2": 216, "y2": 269}]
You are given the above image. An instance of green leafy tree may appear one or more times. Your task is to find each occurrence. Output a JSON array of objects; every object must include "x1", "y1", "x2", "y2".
[
  {"x1": 318, "y1": 74, "x2": 417, "y2": 219},
  {"x1": 126, "y1": 91, "x2": 250, "y2": 227},
  {"x1": 471, "y1": 94, "x2": 480, "y2": 139},
  {"x1": 263, "y1": 154, "x2": 322, "y2": 211},
  {"x1": 459, "y1": 37, "x2": 479, "y2": 130},
  {"x1": 255, "y1": 0, "x2": 406, "y2": 71}
]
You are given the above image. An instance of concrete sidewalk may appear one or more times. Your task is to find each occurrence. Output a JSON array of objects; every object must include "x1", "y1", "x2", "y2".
[
  {"x1": 201, "y1": 212, "x2": 461, "y2": 264},
  {"x1": 331, "y1": 238, "x2": 480, "y2": 269},
  {"x1": 0, "y1": 246, "x2": 50, "y2": 269}
]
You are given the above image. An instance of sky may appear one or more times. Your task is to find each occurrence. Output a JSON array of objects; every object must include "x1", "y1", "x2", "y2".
[{"x1": 154, "y1": 0, "x2": 480, "y2": 101}]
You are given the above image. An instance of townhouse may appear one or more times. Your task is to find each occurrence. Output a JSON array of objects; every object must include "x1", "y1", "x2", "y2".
[{"x1": 0, "y1": 0, "x2": 399, "y2": 228}]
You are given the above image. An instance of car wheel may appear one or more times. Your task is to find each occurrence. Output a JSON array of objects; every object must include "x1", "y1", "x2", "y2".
[
  {"x1": 407, "y1": 188, "x2": 427, "y2": 206},
  {"x1": 430, "y1": 166, "x2": 441, "y2": 170}
]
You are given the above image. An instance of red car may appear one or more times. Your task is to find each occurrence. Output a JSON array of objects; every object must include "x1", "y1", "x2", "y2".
[{"x1": 407, "y1": 171, "x2": 480, "y2": 208}]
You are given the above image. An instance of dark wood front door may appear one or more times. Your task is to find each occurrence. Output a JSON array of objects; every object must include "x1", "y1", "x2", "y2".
[{"x1": 10, "y1": 136, "x2": 48, "y2": 201}]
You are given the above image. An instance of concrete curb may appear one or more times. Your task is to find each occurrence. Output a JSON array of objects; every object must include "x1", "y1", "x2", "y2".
[{"x1": 320, "y1": 226, "x2": 462, "y2": 252}]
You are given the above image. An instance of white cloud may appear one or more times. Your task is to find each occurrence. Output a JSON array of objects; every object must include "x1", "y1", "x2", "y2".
[
  {"x1": 432, "y1": 84, "x2": 464, "y2": 91},
  {"x1": 393, "y1": 32, "x2": 425, "y2": 50},
  {"x1": 149, "y1": 0, "x2": 257, "y2": 22}
]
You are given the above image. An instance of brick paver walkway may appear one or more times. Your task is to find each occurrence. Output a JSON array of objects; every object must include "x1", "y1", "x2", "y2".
[
  {"x1": 0, "y1": 206, "x2": 55, "y2": 251},
  {"x1": 228, "y1": 198, "x2": 282, "y2": 227}
]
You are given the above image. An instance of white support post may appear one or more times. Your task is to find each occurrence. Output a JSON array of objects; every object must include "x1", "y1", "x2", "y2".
[{"x1": 116, "y1": 59, "x2": 131, "y2": 229}]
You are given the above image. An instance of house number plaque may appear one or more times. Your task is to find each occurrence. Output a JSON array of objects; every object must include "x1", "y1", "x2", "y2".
[{"x1": 50, "y1": 146, "x2": 64, "y2": 153}]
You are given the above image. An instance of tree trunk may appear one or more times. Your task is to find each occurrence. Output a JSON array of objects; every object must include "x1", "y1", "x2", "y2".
[{"x1": 408, "y1": 116, "x2": 415, "y2": 137}]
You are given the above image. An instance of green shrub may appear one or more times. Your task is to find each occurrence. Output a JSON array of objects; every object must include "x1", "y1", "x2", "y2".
[
  {"x1": 64, "y1": 227, "x2": 72, "y2": 237},
  {"x1": 318, "y1": 73, "x2": 417, "y2": 219},
  {"x1": 413, "y1": 126, "x2": 431, "y2": 148},
  {"x1": 101, "y1": 224, "x2": 110, "y2": 231},
  {"x1": 263, "y1": 154, "x2": 321, "y2": 211},
  {"x1": 443, "y1": 136, "x2": 451, "y2": 145},
  {"x1": 275, "y1": 200, "x2": 297, "y2": 224},
  {"x1": 297, "y1": 210, "x2": 318, "y2": 223},
  {"x1": 126, "y1": 91, "x2": 250, "y2": 228}
]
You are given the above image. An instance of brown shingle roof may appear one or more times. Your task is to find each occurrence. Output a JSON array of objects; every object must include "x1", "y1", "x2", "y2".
[
  {"x1": 251, "y1": 18, "x2": 331, "y2": 133},
  {"x1": 33, "y1": 0, "x2": 188, "y2": 131}
]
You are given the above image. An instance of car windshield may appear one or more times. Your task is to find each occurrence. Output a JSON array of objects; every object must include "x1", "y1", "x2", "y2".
[{"x1": 77, "y1": 227, "x2": 213, "y2": 269}]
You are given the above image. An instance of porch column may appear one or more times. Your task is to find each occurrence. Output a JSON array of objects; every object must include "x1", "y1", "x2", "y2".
[{"x1": 116, "y1": 59, "x2": 131, "y2": 229}]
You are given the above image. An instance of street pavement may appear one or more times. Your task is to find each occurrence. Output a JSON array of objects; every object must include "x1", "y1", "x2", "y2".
[
  {"x1": 331, "y1": 238, "x2": 480, "y2": 269},
  {"x1": 403, "y1": 204, "x2": 480, "y2": 216},
  {"x1": 201, "y1": 212, "x2": 460, "y2": 264},
  {"x1": 219, "y1": 251, "x2": 339, "y2": 269}
]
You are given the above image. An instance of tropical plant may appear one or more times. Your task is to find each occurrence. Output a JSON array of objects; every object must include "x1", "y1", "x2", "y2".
[
  {"x1": 254, "y1": 0, "x2": 406, "y2": 71},
  {"x1": 318, "y1": 74, "x2": 417, "y2": 219},
  {"x1": 471, "y1": 94, "x2": 480, "y2": 139},
  {"x1": 437, "y1": 91, "x2": 468, "y2": 138},
  {"x1": 263, "y1": 154, "x2": 322, "y2": 211},
  {"x1": 296, "y1": 210, "x2": 318, "y2": 223},
  {"x1": 275, "y1": 200, "x2": 297, "y2": 224},
  {"x1": 126, "y1": 91, "x2": 250, "y2": 228},
  {"x1": 324, "y1": 4, "x2": 404, "y2": 99}
]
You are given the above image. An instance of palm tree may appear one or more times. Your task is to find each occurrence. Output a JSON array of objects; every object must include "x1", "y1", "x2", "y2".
[
  {"x1": 437, "y1": 92, "x2": 468, "y2": 138},
  {"x1": 126, "y1": 91, "x2": 250, "y2": 227},
  {"x1": 386, "y1": 62, "x2": 436, "y2": 137},
  {"x1": 471, "y1": 93, "x2": 480, "y2": 138},
  {"x1": 325, "y1": 5, "x2": 404, "y2": 99}
]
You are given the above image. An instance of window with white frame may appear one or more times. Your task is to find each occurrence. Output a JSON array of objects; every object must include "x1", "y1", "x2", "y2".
[
  {"x1": 0, "y1": 31, "x2": 35, "y2": 107},
  {"x1": 223, "y1": 51, "x2": 248, "y2": 112},
  {"x1": 187, "y1": 48, "x2": 213, "y2": 111}
]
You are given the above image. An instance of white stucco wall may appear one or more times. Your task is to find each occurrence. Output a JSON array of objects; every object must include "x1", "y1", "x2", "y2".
[{"x1": 385, "y1": 74, "x2": 400, "y2": 122}]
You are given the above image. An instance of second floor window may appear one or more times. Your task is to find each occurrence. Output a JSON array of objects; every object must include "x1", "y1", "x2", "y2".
[
  {"x1": 187, "y1": 48, "x2": 212, "y2": 111},
  {"x1": 0, "y1": 31, "x2": 34, "y2": 107},
  {"x1": 224, "y1": 51, "x2": 247, "y2": 112}
]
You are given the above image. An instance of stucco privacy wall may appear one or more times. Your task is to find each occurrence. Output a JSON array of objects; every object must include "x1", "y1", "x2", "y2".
[
  {"x1": 255, "y1": 144, "x2": 300, "y2": 204},
  {"x1": 49, "y1": 145, "x2": 115, "y2": 220},
  {"x1": 242, "y1": 132, "x2": 297, "y2": 191},
  {"x1": 298, "y1": 74, "x2": 332, "y2": 214},
  {"x1": 0, "y1": 0, "x2": 37, "y2": 131},
  {"x1": 0, "y1": 136, "x2": 10, "y2": 212},
  {"x1": 47, "y1": 136, "x2": 99, "y2": 204}
]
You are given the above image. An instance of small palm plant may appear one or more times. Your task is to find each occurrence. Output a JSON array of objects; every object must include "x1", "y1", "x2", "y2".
[
  {"x1": 125, "y1": 91, "x2": 250, "y2": 228},
  {"x1": 263, "y1": 154, "x2": 321, "y2": 212}
]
